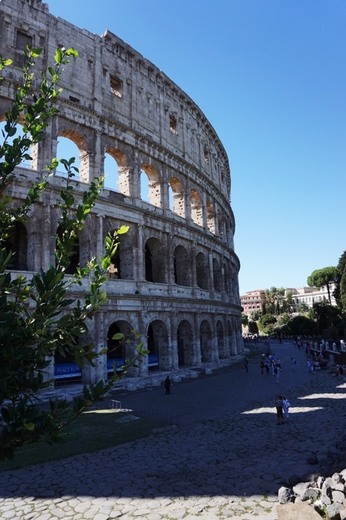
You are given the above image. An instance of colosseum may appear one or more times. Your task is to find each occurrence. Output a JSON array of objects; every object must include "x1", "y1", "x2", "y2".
[{"x1": 0, "y1": 0, "x2": 243, "y2": 386}]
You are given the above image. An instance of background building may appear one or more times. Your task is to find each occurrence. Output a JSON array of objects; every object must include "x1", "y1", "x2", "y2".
[
  {"x1": 241, "y1": 286, "x2": 336, "y2": 317},
  {"x1": 240, "y1": 290, "x2": 266, "y2": 316},
  {"x1": 0, "y1": 0, "x2": 243, "y2": 384},
  {"x1": 289, "y1": 286, "x2": 336, "y2": 310}
]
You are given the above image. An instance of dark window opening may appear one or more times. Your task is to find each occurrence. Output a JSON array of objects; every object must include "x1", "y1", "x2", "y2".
[
  {"x1": 169, "y1": 114, "x2": 177, "y2": 134},
  {"x1": 15, "y1": 30, "x2": 32, "y2": 67},
  {"x1": 110, "y1": 75, "x2": 123, "y2": 98},
  {"x1": 145, "y1": 244, "x2": 153, "y2": 282}
]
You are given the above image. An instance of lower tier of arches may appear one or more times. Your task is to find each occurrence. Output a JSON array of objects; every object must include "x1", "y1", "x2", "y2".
[{"x1": 48, "y1": 310, "x2": 243, "y2": 384}]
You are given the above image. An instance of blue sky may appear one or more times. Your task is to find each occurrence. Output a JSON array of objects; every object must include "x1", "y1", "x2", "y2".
[{"x1": 46, "y1": 0, "x2": 346, "y2": 294}]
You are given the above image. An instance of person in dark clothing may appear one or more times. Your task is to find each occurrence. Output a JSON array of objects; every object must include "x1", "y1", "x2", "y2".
[
  {"x1": 244, "y1": 357, "x2": 249, "y2": 373},
  {"x1": 276, "y1": 395, "x2": 284, "y2": 425},
  {"x1": 164, "y1": 376, "x2": 171, "y2": 395}
]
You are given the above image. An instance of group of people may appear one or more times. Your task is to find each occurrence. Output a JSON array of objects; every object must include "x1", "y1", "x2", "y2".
[
  {"x1": 260, "y1": 353, "x2": 282, "y2": 382},
  {"x1": 275, "y1": 395, "x2": 290, "y2": 425}
]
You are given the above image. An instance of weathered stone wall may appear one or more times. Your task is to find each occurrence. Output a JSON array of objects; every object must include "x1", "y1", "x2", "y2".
[{"x1": 0, "y1": 0, "x2": 243, "y2": 383}]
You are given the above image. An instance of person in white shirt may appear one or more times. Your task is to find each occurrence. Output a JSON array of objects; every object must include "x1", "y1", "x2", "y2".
[{"x1": 282, "y1": 396, "x2": 290, "y2": 420}]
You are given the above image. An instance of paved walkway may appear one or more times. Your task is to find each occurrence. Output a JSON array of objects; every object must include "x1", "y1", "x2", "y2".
[{"x1": 1, "y1": 340, "x2": 346, "y2": 519}]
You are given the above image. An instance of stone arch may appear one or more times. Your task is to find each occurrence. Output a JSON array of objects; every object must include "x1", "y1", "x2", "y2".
[
  {"x1": 140, "y1": 163, "x2": 161, "y2": 207},
  {"x1": 200, "y1": 319, "x2": 213, "y2": 363},
  {"x1": 213, "y1": 257, "x2": 221, "y2": 292},
  {"x1": 217, "y1": 320, "x2": 227, "y2": 359},
  {"x1": 177, "y1": 319, "x2": 194, "y2": 367},
  {"x1": 56, "y1": 127, "x2": 89, "y2": 182},
  {"x1": 145, "y1": 237, "x2": 166, "y2": 283},
  {"x1": 106, "y1": 320, "x2": 135, "y2": 373},
  {"x1": 5, "y1": 221, "x2": 28, "y2": 270},
  {"x1": 174, "y1": 245, "x2": 191, "y2": 286},
  {"x1": 104, "y1": 146, "x2": 130, "y2": 194},
  {"x1": 147, "y1": 320, "x2": 169, "y2": 370},
  {"x1": 107, "y1": 225, "x2": 134, "y2": 280},
  {"x1": 190, "y1": 188, "x2": 203, "y2": 226},
  {"x1": 168, "y1": 176, "x2": 185, "y2": 217},
  {"x1": 196, "y1": 251, "x2": 209, "y2": 290}
]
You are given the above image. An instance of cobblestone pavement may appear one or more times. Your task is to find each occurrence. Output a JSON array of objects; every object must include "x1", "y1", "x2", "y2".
[{"x1": 1, "y1": 341, "x2": 346, "y2": 519}]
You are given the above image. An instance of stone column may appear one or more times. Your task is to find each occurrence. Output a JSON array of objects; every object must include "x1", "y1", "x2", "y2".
[
  {"x1": 84, "y1": 312, "x2": 107, "y2": 384},
  {"x1": 193, "y1": 314, "x2": 202, "y2": 365},
  {"x1": 208, "y1": 250, "x2": 215, "y2": 299},
  {"x1": 211, "y1": 316, "x2": 219, "y2": 362},
  {"x1": 201, "y1": 191, "x2": 208, "y2": 231},
  {"x1": 96, "y1": 214, "x2": 104, "y2": 258},
  {"x1": 137, "y1": 313, "x2": 148, "y2": 376},
  {"x1": 87, "y1": 130, "x2": 103, "y2": 184},
  {"x1": 185, "y1": 181, "x2": 192, "y2": 224},
  {"x1": 170, "y1": 315, "x2": 178, "y2": 370},
  {"x1": 31, "y1": 120, "x2": 55, "y2": 176},
  {"x1": 191, "y1": 242, "x2": 197, "y2": 288},
  {"x1": 134, "y1": 224, "x2": 145, "y2": 281},
  {"x1": 42, "y1": 204, "x2": 53, "y2": 270}
]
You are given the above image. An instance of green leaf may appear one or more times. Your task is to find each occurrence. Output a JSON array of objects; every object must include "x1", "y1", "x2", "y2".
[
  {"x1": 112, "y1": 332, "x2": 125, "y2": 341},
  {"x1": 54, "y1": 48, "x2": 63, "y2": 64},
  {"x1": 118, "y1": 225, "x2": 129, "y2": 235},
  {"x1": 24, "y1": 422, "x2": 35, "y2": 431}
]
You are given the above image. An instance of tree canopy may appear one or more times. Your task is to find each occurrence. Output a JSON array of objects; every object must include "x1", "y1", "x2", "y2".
[{"x1": 307, "y1": 266, "x2": 338, "y2": 304}]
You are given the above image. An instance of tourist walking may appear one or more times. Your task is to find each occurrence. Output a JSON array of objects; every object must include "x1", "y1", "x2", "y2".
[
  {"x1": 164, "y1": 376, "x2": 171, "y2": 395},
  {"x1": 276, "y1": 395, "x2": 284, "y2": 425},
  {"x1": 244, "y1": 357, "x2": 249, "y2": 373},
  {"x1": 282, "y1": 396, "x2": 290, "y2": 420}
]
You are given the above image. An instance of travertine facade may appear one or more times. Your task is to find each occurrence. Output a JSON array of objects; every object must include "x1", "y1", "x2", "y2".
[{"x1": 0, "y1": 0, "x2": 243, "y2": 383}]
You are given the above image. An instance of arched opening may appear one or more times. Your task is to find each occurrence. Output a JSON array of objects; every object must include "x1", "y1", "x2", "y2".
[
  {"x1": 217, "y1": 320, "x2": 227, "y2": 359},
  {"x1": 108, "y1": 230, "x2": 134, "y2": 280},
  {"x1": 190, "y1": 188, "x2": 203, "y2": 226},
  {"x1": 104, "y1": 152, "x2": 119, "y2": 191},
  {"x1": 147, "y1": 320, "x2": 169, "y2": 370},
  {"x1": 213, "y1": 257, "x2": 221, "y2": 292},
  {"x1": 107, "y1": 320, "x2": 139, "y2": 377},
  {"x1": 144, "y1": 237, "x2": 165, "y2": 283},
  {"x1": 174, "y1": 245, "x2": 191, "y2": 286},
  {"x1": 177, "y1": 320, "x2": 194, "y2": 367},
  {"x1": 168, "y1": 177, "x2": 185, "y2": 217},
  {"x1": 4, "y1": 221, "x2": 28, "y2": 270},
  {"x1": 55, "y1": 136, "x2": 81, "y2": 180},
  {"x1": 140, "y1": 163, "x2": 161, "y2": 207},
  {"x1": 200, "y1": 320, "x2": 213, "y2": 363},
  {"x1": 107, "y1": 321, "x2": 129, "y2": 373},
  {"x1": 196, "y1": 252, "x2": 209, "y2": 290},
  {"x1": 104, "y1": 147, "x2": 130, "y2": 195},
  {"x1": 223, "y1": 261, "x2": 231, "y2": 294},
  {"x1": 140, "y1": 169, "x2": 150, "y2": 202}
]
